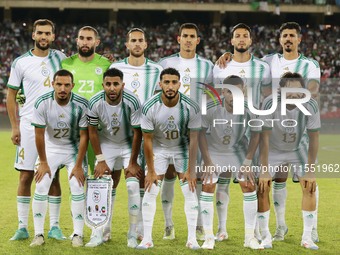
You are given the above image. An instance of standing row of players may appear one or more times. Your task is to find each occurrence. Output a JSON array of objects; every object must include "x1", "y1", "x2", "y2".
[{"x1": 7, "y1": 19, "x2": 320, "y2": 250}]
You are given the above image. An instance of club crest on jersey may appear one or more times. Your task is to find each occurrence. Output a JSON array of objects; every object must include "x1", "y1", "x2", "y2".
[
  {"x1": 223, "y1": 126, "x2": 233, "y2": 135},
  {"x1": 111, "y1": 113, "x2": 120, "y2": 127},
  {"x1": 182, "y1": 75, "x2": 191, "y2": 84},
  {"x1": 41, "y1": 67, "x2": 50, "y2": 77},
  {"x1": 167, "y1": 115, "x2": 177, "y2": 130},
  {"x1": 131, "y1": 80, "x2": 140, "y2": 90},
  {"x1": 284, "y1": 120, "x2": 296, "y2": 133},
  {"x1": 95, "y1": 67, "x2": 103, "y2": 75},
  {"x1": 57, "y1": 121, "x2": 67, "y2": 129}
]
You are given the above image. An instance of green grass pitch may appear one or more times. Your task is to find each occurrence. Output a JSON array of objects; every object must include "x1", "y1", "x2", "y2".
[{"x1": 0, "y1": 131, "x2": 339, "y2": 254}]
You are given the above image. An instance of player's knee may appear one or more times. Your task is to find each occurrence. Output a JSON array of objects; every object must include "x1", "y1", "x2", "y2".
[
  {"x1": 181, "y1": 183, "x2": 197, "y2": 202},
  {"x1": 35, "y1": 180, "x2": 51, "y2": 195},
  {"x1": 126, "y1": 177, "x2": 139, "y2": 194},
  {"x1": 239, "y1": 182, "x2": 256, "y2": 193},
  {"x1": 69, "y1": 178, "x2": 84, "y2": 194},
  {"x1": 301, "y1": 186, "x2": 315, "y2": 197},
  {"x1": 202, "y1": 183, "x2": 216, "y2": 193},
  {"x1": 19, "y1": 171, "x2": 34, "y2": 186}
]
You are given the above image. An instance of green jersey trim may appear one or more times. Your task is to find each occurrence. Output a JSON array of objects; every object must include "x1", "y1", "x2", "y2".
[
  {"x1": 307, "y1": 128, "x2": 320, "y2": 132},
  {"x1": 31, "y1": 123, "x2": 46, "y2": 128},
  {"x1": 7, "y1": 84, "x2": 20, "y2": 90},
  {"x1": 142, "y1": 129, "x2": 154, "y2": 133},
  {"x1": 34, "y1": 91, "x2": 54, "y2": 109},
  {"x1": 142, "y1": 93, "x2": 161, "y2": 115}
]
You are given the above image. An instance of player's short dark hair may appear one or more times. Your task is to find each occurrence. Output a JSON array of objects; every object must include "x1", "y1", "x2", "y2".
[
  {"x1": 33, "y1": 19, "x2": 55, "y2": 33},
  {"x1": 53, "y1": 69, "x2": 74, "y2": 83},
  {"x1": 279, "y1": 72, "x2": 305, "y2": 88},
  {"x1": 160, "y1": 68, "x2": 180, "y2": 81},
  {"x1": 103, "y1": 68, "x2": 124, "y2": 81},
  {"x1": 279, "y1": 22, "x2": 301, "y2": 35},
  {"x1": 78, "y1": 26, "x2": 99, "y2": 38},
  {"x1": 126, "y1": 28, "x2": 146, "y2": 42},
  {"x1": 231, "y1": 23, "x2": 251, "y2": 37},
  {"x1": 179, "y1": 23, "x2": 199, "y2": 36},
  {"x1": 223, "y1": 75, "x2": 244, "y2": 87}
]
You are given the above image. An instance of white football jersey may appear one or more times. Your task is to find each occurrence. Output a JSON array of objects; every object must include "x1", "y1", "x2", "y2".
[
  {"x1": 213, "y1": 54, "x2": 271, "y2": 109},
  {"x1": 141, "y1": 92, "x2": 201, "y2": 152},
  {"x1": 261, "y1": 95, "x2": 320, "y2": 152},
  {"x1": 32, "y1": 91, "x2": 88, "y2": 154},
  {"x1": 158, "y1": 53, "x2": 213, "y2": 104},
  {"x1": 262, "y1": 53, "x2": 320, "y2": 88},
  {"x1": 110, "y1": 58, "x2": 163, "y2": 105},
  {"x1": 203, "y1": 98, "x2": 261, "y2": 154},
  {"x1": 7, "y1": 49, "x2": 66, "y2": 119},
  {"x1": 88, "y1": 89, "x2": 141, "y2": 146}
]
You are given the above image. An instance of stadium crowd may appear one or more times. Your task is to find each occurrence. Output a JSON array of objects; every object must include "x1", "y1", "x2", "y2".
[{"x1": 0, "y1": 21, "x2": 339, "y2": 115}]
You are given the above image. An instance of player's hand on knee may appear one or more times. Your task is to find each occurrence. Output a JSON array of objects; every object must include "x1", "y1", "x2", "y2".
[
  {"x1": 94, "y1": 161, "x2": 110, "y2": 179},
  {"x1": 70, "y1": 166, "x2": 85, "y2": 186},
  {"x1": 259, "y1": 172, "x2": 272, "y2": 194},
  {"x1": 302, "y1": 175, "x2": 316, "y2": 193},
  {"x1": 35, "y1": 162, "x2": 51, "y2": 183},
  {"x1": 145, "y1": 171, "x2": 158, "y2": 192},
  {"x1": 239, "y1": 165, "x2": 255, "y2": 187},
  {"x1": 126, "y1": 162, "x2": 143, "y2": 179},
  {"x1": 182, "y1": 171, "x2": 196, "y2": 192},
  {"x1": 202, "y1": 163, "x2": 214, "y2": 185}
]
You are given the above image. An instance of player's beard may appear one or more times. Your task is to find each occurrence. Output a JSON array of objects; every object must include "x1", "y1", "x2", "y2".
[
  {"x1": 78, "y1": 46, "x2": 95, "y2": 57},
  {"x1": 164, "y1": 89, "x2": 178, "y2": 100},
  {"x1": 35, "y1": 41, "x2": 51, "y2": 51},
  {"x1": 57, "y1": 93, "x2": 70, "y2": 104},
  {"x1": 284, "y1": 42, "x2": 293, "y2": 53},
  {"x1": 235, "y1": 46, "x2": 249, "y2": 53},
  {"x1": 130, "y1": 49, "x2": 144, "y2": 58},
  {"x1": 107, "y1": 90, "x2": 122, "y2": 104}
]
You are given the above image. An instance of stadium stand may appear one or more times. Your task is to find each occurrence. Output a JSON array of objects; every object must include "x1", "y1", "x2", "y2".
[{"x1": 0, "y1": 21, "x2": 339, "y2": 116}]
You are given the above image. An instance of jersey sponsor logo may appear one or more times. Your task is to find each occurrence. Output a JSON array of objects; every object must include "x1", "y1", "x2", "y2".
[
  {"x1": 184, "y1": 68, "x2": 190, "y2": 73},
  {"x1": 59, "y1": 113, "x2": 65, "y2": 118},
  {"x1": 95, "y1": 67, "x2": 103, "y2": 75}
]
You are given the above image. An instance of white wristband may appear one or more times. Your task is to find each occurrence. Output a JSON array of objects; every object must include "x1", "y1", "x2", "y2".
[
  {"x1": 96, "y1": 154, "x2": 105, "y2": 162},
  {"x1": 243, "y1": 158, "x2": 252, "y2": 166}
]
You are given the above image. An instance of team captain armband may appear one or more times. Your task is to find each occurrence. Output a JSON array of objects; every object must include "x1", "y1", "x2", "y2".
[{"x1": 87, "y1": 115, "x2": 99, "y2": 126}]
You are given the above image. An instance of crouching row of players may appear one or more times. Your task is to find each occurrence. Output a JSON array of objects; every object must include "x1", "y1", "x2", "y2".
[{"x1": 29, "y1": 67, "x2": 319, "y2": 251}]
